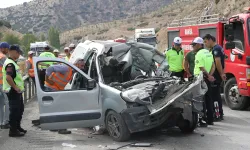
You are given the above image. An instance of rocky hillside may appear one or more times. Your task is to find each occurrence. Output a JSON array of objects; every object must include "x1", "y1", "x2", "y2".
[
  {"x1": 0, "y1": 0, "x2": 172, "y2": 33},
  {"x1": 0, "y1": 26, "x2": 23, "y2": 39},
  {"x1": 60, "y1": 0, "x2": 250, "y2": 51}
]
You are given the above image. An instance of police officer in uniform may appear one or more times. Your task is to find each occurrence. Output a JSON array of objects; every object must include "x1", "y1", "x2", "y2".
[
  {"x1": 203, "y1": 34, "x2": 225, "y2": 120},
  {"x1": 38, "y1": 45, "x2": 55, "y2": 89},
  {"x1": 165, "y1": 37, "x2": 184, "y2": 80},
  {"x1": 2, "y1": 45, "x2": 26, "y2": 137},
  {"x1": 192, "y1": 37, "x2": 215, "y2": 126}
]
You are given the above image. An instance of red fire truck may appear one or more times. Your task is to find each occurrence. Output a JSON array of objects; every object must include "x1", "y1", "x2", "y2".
[{"x1": 167, "y1": 8, "x2": 250, "y2": 110}]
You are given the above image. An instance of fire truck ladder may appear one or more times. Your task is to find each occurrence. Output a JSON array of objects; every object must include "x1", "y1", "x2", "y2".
[{"x1": 168, "y1": 14, "x2": 227, "y2": 27}]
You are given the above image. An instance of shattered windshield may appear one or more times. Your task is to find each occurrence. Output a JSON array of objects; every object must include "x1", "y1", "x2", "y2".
[{"x1": 137, "y1": 37, "x2": 157, "y2": 46}]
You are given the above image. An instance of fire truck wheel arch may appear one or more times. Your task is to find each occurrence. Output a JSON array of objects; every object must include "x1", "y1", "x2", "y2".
[{"x1": 224, "y1": 78, "x2": 250, "y2": 110}]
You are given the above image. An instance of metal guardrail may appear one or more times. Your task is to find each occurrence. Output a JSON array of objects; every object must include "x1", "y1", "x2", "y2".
[{"x1": 22, "y1": 75, "x2": 36, "y2": 104}]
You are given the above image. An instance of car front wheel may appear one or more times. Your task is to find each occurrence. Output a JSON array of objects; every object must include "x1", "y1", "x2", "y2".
[
  {"x1": 179, "y1": 112, "x2": 198, "y2": 133},
  {"x1": 105, "y1": 110, "x2": 131, "y2": 142}
]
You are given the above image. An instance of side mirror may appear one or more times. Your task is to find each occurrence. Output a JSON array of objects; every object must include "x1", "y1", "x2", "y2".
[
  {"x1": 87, "y1": 79, "x2": 96, "y2": 90},
  {"x1": 225, "y1": 42, "x2": 235, "y2": 49},
  {"x1": 224, "y1": 24, "x2": 234, "y2": 41}
]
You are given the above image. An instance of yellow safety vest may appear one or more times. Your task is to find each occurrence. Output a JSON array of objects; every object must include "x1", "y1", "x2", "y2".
[{"x1": 2, "y1": 58, "x2": 24, "y2": 93}]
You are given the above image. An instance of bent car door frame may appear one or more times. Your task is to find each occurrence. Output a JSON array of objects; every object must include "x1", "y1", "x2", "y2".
[{"x1": 33, "y1": 57, "x2": 102, "y2": 130}]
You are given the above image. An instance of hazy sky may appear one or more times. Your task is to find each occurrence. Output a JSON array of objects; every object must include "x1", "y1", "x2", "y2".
[{"x1": 0, "y1": 0, "x2": 33, "y2": 8}]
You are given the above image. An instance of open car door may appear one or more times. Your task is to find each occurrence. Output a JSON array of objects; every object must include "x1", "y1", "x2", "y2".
[{"x1": 33, "y1": 57, "x2": 102, "y2": 130}]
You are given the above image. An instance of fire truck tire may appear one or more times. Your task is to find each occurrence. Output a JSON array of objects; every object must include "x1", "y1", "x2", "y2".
[{"x1": 224, "y1": 78, "x2": 250, "y2": 110}]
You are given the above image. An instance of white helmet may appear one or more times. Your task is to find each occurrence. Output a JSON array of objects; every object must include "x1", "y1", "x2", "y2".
[
  {"x1": 69, "y1": 43, "x2": 75, "y2": 48},
  {"x1": 53, "y1": 49, "x2": 59, "y2": 53},
  {"x1": 173, "y1": 37, "x2": 182, "y2": 45}
]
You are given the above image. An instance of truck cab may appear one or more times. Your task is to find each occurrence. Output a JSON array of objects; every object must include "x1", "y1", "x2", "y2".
[
  {"x1": 30, "y1": 41, "x2": 49, "y2": 56},
  {"x1": 167, "y1": 8, "x2": 250, "y2": 110},
  {"x1": 135, "y1": 28, "x2": 157, "y2": 48},
  {"x1": 223, "y1": 8, "x2": 250, "y2": 110}
]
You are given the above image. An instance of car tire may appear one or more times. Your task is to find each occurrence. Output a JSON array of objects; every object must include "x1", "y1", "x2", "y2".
[
  {"x1": 224, "y1": 78, "x2": 250, "y2": 110},
  {"x1": 105, "y1": 110, "x2": 131, "y2": 142},
  {"x1": 179, "y1": 112, "x2": 198, "y2": 133}
]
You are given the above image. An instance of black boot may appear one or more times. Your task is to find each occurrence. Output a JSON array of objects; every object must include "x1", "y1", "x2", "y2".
[
  {"x1": 1, "y1": 123, "x2": 10, "y2": 129},
  {"x1": 9, "y1": 130, "x2": 25, "y2": 137},
  {"x1": 18, "y1": 127, "x2": 27, "y2": 134}
]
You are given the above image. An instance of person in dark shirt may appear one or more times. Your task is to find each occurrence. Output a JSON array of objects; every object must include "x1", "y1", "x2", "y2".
[
  {"x1": 184, "y1": 50, "x2": 196, "y2": 80},
  {"x1": 203, "y1": 34, "x2": 225, "y2": 121}
]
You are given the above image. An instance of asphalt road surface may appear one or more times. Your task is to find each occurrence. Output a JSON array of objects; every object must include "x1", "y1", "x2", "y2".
[{"x1": 0, "y1": 97, "x2": 250, "y2": 150}]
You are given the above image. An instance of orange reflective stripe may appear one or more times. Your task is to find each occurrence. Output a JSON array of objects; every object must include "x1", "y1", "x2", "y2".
[
  {"x1": 0, "y1": 53, "x2": 5, "y2": 85},
  {"x1": 46, "y1": 67, "x2": 73, "y2": 90},
  {"x1": 27, "y1": 58, "x2": 35, "y2": 77}
]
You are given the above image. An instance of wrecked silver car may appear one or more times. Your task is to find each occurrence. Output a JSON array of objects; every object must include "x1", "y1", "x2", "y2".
[{"x1": 33, "y1": 40, "x2": 207, "y2": 142}]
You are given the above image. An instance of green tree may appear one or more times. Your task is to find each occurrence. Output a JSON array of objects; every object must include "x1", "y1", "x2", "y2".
[
  {"x1": 48, "y1": 27, "x2": 60, "y2": 49},
  {"x1": 21, "y1": 33, "x2": 38, "y2": 55},
  {"x1": 40, "y1": 33, "x2": 46, "y2": 41},
  {"x1": 0, "y1": 33, "x2": 3, "y2": 40},
  {"x1": 3, "y1": 34, "x2": 20, "y2": 45}
]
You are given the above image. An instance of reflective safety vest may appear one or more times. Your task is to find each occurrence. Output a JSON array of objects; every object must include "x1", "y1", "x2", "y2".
[
  {"x1": 39, "y1": 52, "x2": 56, "y2": 69},
  {"x1": 45, "y1": 67, "x2": 73, "y2": 90},
  {"x1": 165, "y1": 48, "x2": 184, "y2": 72},
  {"x1": 65, "y1": 55, "x2": 70, "y2": 61},
  {"x1": 27, "y1": 57, "x2": 34, "y2": 77},
  {"x1": 0, "y1": 53, "x2": 6, "y2": 85},
  {"x1": 2, "y1": 58, "x2": 24, "y2": 93}
]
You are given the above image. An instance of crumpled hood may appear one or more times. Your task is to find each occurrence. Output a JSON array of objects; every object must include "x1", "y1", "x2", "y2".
[{"x1": 112, "y1": 74, "x2": 207, "y2": 115}]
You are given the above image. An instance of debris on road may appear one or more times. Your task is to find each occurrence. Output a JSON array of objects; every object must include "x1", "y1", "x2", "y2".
[
  {"x1": 130, "y1": 143, "x2": 152, "y2": 147},
  {"x1": 108, "y1": 143, "x2": 152, "y2": 150},
  {"x1": 98, "y1": 145, "x2": 108, "y2": 149},
  {"x1": 62, "y1": 143, "x2": 77, "y2": 148}
]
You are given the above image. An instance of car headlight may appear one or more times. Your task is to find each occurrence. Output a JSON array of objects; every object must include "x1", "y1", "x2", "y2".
[{"x1": 121, "y1": 89, "x2": 151, "y2": 105}]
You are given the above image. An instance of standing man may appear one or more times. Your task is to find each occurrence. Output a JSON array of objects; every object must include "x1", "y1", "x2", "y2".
[
  {"x1": 2, "y1": 45, "x2": 26, "y2": 137},
  {"x1": 64, "y1": 47, "x2": 71, "y2": 61},
  {"x1": 165, "y1": 37, "x2": 184, "y2": 80},
  {"x1": 53, "y1": 49, "x2": 60, "y2": 58},
  {"x1": 26, "y1": 51, "x2": 35, "y2": 84},
  {"x1": 203, "y1": 34, "x2": 226, "y2": 120},
  {"x1": 38, "y1": 45, "x2": 55, "y2": 89},
  {"x1": 184, "y1": 49, "x2": 196, "y2": 80},
  {"x1": 69, "y1": 43, "x2": 75, "y2": 54},
  {"x1": 192, "y1": 37, "x2": 215, "y2": 125},
  {"x1": 0, "y1": 42, "x2": 10, "y2": 129}
]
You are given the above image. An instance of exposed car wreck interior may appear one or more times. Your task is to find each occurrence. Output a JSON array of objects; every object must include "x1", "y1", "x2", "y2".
[{"x1": 88, "y1": 41, "x2": 206, "y2": 114}]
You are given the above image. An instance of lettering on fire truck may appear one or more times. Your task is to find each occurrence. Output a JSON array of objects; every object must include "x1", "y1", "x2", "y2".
[
  {"x1": 184, "y1": 29, "x2": 193, "y2": 35},
  {"x1": 182, "y1": 45, "x2": 193, "y2": 51}
]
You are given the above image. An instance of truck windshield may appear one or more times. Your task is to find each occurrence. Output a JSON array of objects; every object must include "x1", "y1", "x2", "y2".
[
  {"x1": 30, "y1": 47, "x2": 44, "y2": 56},
  {"x1": 233, "y1": 21, "x2": 245, "y2": 51},
  {"x1": 137, "y1": 37, "x2": 156, "y2": 46}
]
